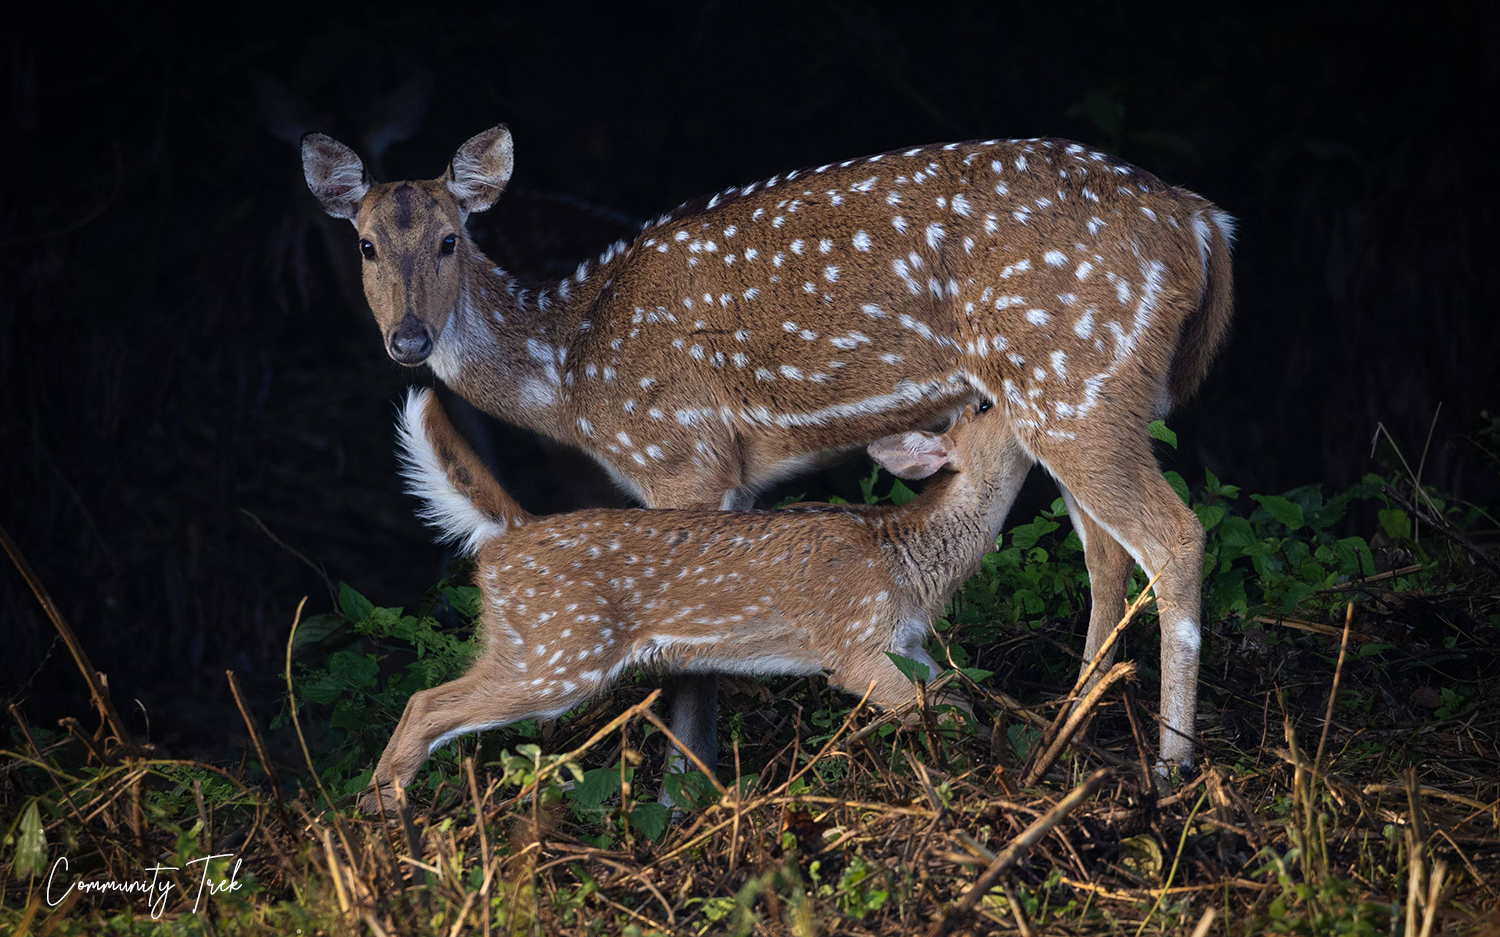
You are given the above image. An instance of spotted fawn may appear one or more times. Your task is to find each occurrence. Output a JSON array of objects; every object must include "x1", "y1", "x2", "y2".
[{"x1": 361, "y1": 389, "x2": 1032, "y2": 812}]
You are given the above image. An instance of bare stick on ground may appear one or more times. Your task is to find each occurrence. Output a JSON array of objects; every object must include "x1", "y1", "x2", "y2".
[
  {"x1": 1313, "y1": 603, "x2": 1353, "y2": 775},
  {"x1": 1381, "y1": 485, "x2": 1500, "y2": 576}
]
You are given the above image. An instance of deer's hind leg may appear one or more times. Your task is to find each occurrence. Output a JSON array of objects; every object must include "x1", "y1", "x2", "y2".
[
  {"x1": 1031, "y1": 428, "x2": 1206, "y2": 768},
  {"x1": 1060, "y1": 486, "x2": 1138, "y2": 694}
]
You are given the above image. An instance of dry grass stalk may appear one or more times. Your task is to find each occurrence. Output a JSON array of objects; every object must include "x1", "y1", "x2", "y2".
[
  {"x1": 1313, "y1": 602, "x2": 1354, "y2": 775},
  {"x1": 1, "y1": 520, "x2": 137, "y2": 754},
  {"x1": 1021, "y1": 660, "x2": 1137, "y2": 787},
  {"x1": 927, "y1": 768, "x2": 1111, "y2": 937}
]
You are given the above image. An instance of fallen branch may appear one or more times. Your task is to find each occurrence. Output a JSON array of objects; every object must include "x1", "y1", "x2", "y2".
[
  {"x1": 227, "y1": 668, "x2": 292, "y2": 832},
  {"x1": 1251, "y1": 614, "x2": 1381, "y2": 643},
  {"x1": 1381, "y1": 485, "x2": 1500, "y2": 576}
]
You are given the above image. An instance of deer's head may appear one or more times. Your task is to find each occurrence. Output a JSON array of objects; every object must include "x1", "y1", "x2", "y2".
[{"x1": 301, "y1": 126, "x2": 513, "y2": 366}]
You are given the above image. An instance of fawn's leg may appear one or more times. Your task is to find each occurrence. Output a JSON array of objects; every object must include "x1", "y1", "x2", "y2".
[
  {"x1": 362, "y1": 669, "x2": 596, "y2": 813},
  {"x1": 829, "y1": 642, "x2": 973, "y2": 719},
  {"x1": 649, "y1": 485, "x2": 753, "y2": 806}
]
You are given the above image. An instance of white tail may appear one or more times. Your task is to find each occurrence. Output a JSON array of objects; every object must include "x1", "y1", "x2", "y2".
[
  {"x1": 395, "y1": 390, "x2": 518, "y2": 555},
  {"x1": 306, "y1": 128, "x2": 1235, "y2": 771},
  {"x1": 359, "y1": 389, "x2": 1030, "y2": 812}
]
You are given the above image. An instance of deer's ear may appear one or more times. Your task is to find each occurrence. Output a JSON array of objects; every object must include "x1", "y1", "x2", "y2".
[
  {"x1": 445, "y1": 125, "x2": 513, "y2": 215},
  {"x1": 868, "y1": 431, "x2": 953, "y2": 480},
  {"x1": 301, "y1": 132, "x2": 370, "y2": 220}
]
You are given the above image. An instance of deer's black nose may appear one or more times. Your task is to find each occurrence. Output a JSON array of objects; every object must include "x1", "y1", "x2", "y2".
[{"x1": 389, "y1": 315, "x2": 432, "y2": 365}]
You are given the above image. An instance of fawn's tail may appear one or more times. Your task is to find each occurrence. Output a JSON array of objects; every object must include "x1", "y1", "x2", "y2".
[
  {"x1": 1168, "y1": 206, "x2": 1237, "y2": 408},
  {"x1": 396, "y1": 387, "x2": 532, "y2": 554}
]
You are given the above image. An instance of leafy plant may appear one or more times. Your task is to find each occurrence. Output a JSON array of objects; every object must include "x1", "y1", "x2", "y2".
[{"x1": 278, "y1": 579, "x2": 485, "y2": 799}]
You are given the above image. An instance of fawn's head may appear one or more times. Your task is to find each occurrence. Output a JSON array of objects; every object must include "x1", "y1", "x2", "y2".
[
  {"x1": 866, "y1": 398, "x2": 1012, "y2": 500},
  {"x1": 301, "y1": 125, "x2": 514, "y2": 366}
]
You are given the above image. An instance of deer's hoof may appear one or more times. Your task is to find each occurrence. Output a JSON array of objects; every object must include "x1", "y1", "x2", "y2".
[
  {"x1": 1151, "y1": 759, "x2": 1200, "y2": 792},
  {"x1": 357, "y1": 785, "x2": 403, "y2": 817}
]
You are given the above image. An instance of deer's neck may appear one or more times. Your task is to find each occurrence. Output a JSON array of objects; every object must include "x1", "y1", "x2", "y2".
[
  {"x1": 427, "y1": 243, "x2": 599, "y2": 439},
  {"x1": 885, "y1": 473, "x2": 1001, "y2": 613}
]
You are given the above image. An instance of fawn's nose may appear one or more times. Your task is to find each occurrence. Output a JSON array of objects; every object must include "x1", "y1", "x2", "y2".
[{"x1": 388, "y1": 315, "x2": 433, "y2": 366}]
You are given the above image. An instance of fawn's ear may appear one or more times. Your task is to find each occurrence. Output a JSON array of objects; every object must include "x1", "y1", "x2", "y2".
[
  {"x1": 301, "y1": 132, "x2": 370, "y2": 220},
  {"x1": 868, "y1": 430, "x2": 954, "y2": 480},
  {"x1": 444, "y1": 125, "x2": 513, "y2": 215}
]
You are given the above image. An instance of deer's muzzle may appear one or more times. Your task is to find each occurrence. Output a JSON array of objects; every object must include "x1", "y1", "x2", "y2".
[{"x1": 388, "y1": 314, "x2": 433, "y2": 366}]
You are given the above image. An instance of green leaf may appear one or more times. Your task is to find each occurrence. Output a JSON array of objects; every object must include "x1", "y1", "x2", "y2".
[
  {"x1": 1165, "y1": 471, "x2": 1190, "y2": 506},
  {"x1": 1148, "y1": 420, "x2": 1178, "y2": 449},
  {"x1": 959, "y1": 667, "x2": 995, "y2": 684},
  {"x1": 1006, "y1": 724, "x2": 1040, "y2": 762},
  {"x1": 1278, "y1": 580, "x2": 1316, "y2": 613},
  {"x1": 629, "y1": 802, "x2": 671, "y2": 841},
  {"x1": 1193, "y1": 503, "x2": 1227, "y2": 531},
  {"x1": 13, "y1": 800, "x2": 46, "y2": 880},
  {"x1": 290, "y1": 613, "x2": 346, "y2": 655},
  {"x1": 1250, "y1": 494, "x2": 1305, "y2": 530},
  {"x1": 1377, "y1": 508, "x2": 1411, "y2": 540},
  {"x1": 570, "y1": 764, "x2": 624, "y2": 809},
  {"x1": 329, "y1": 649, "x2": 380, "y2": 691},
  {"x1": 1010, "y1": 518, "x2": 1059, "y2": 550},
  {"x1": 1207, "y1": 570, "x2": 1248, "y2": 617},
  {"x1": 664, "y1": 771, "x2": 719, "y2": 811},
  {"x1": 338, "y1": 582, "x2": 376, "y2": 623},
  {"x1": 340, "y1": 769, "x2": 373, "y2": 798},
  {"x1": 1333, "y1": 537, "x2": 1377, "y2": 578},
  {"x1": 889, "y1": 479, "x2": 918, "y2": 506},
  {"x1": 441, "y1": 585, "x2": 483, "y2": 619},
  {"x1": 1203, "y1": 467, "x2": 1241, "y2": 499},
  {"x1": 885, "y1": 653, "x2": 931, "y2": 684},
  {"x1": 1216, "y1": 516, "x2": 1256, "y2": 548}
]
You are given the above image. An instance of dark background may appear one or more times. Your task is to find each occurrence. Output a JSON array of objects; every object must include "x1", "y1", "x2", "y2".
[{"x1": 3, "y1": 4, "x2": 1496, "y2": 758}]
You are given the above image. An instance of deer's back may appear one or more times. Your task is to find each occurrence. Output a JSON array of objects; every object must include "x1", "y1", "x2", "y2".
[{"x1": 565, "y1": 138, "x2": 1220, "y2": 456}]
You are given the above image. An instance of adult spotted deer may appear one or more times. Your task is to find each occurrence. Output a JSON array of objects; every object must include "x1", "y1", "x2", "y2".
[
  {"x1": 303, "y1": 126, "x2": 1234, "y2": 773},
  {"x1": 361, "y1": 390, "x2": 1024, "y2": 812}
]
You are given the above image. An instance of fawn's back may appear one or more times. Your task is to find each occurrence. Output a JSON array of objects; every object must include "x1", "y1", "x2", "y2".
[{"x1": 473, "y1": 504, "x2": 916, "y2": 691}]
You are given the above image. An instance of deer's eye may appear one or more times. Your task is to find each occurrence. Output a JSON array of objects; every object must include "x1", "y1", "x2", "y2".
[
  {"x1": 441, "y1": 234, "x2": 456, "y2": 255},
  {"x1": 977, "y1": 399, "x2": 994, "y2": 414},
  {"x1": 359, "y1": 239, "x2": 376, "y2": 260}
]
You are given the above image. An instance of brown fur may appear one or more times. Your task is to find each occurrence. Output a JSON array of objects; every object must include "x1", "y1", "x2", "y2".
[{"x1": 305, "y1": 128, "x2": 1237, "y2": 769}]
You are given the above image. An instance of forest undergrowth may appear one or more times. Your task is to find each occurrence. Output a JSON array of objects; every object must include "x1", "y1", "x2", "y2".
[{"x1": 4, "y1": 417, "x2": 1500, "y2": 935}]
